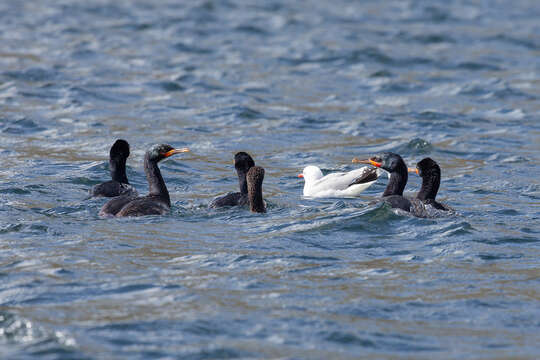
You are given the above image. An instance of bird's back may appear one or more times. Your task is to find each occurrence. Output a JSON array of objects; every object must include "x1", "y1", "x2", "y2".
[
  {"x1": 91, "y1": 181, "x2": 135, "y2": 198},
  {"x1": 209, "y1": 192, "x2": 247, "y2": 208},
  {"x1": 116, "y1": 195, "x2": 170, "y2": 217}
]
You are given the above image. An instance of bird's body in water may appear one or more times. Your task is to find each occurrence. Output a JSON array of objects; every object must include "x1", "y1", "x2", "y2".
[
  {"x1": 209, "y1": 152, "x2": 255, "y2": 208},
  {"x1": 354, "y1": 152, "x2": 413, "y2": 212},
  {"x1": 90, "y1": 139, "x2": 137, "y2": 198},
  {"x1": 299, "y1": 165, "x2": 379, "y2": 198},
  {"x1": 354, "y1": 153, "x2": 454, "y2": 218},
  {"x1": 409, "y1": 158, "x2": 452, "y2": 212},
  {"x1": 98, "y1": 192, "x2": 138, "y2": 217},
  {"x1": 99, "y1": 144, "x2": 189, "y2": 217}
]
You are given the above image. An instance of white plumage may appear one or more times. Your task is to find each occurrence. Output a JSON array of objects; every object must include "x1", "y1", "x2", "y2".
[{"x1": 299, "y1": 165, "x2": 380, "y2": 198}]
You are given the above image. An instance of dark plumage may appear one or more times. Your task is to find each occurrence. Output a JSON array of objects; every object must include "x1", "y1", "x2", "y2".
[
  {"x1": 353, "y1": 152, "x2": 412, "y2": 212},
  {"x1": 411, "y1": 157, "x2": 451, "y2": 211},
  {"x1": 209, "y1": 152, "x2": 255, "y2": 208},
  {"x1": 90, "y1": 139, "x2": 137, "y2": 198},
  {"x1": 246, "y1": 166, "x2": 266, "y2": 213},
  {"x1": 100, "y1": 144, "x2": 189, "y2": 217},
  {"x1": 347, "y1": 167, "x2": 379, "y2": 187},
  {"x1": 98, "y1": 192, "x2": 138, "y2": 217},
  {"x1": 209, "y1": 192, "x2": 246, "y2": 208},
  {"x1": 354, "y1": 153, "x2": 454, "y2": 217}
]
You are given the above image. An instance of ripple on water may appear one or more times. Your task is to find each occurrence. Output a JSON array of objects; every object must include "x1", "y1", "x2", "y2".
[
  {"x1": 1, "y1": 117, "x2": 47, "y2": 135},
  {"x1": 173, "y1": 42, "x2": 213, "y2": 55},
  {"x1": 324, "y1": 331, "x2": 376, "y2": 348},
  {"x1": 416, "y1": 110, "x2": 449, "y2": 120},
  {"x1": 484, "y1": 108, "x2": 525, "y2": 121},
  {"x1": 43, "y1": 203, "x2": 93, "y2": 217},
  {"x1": 477, "y1": 253, "x2": 523, "y2": 261},
  {"x1": 490, "y1": 33, "x2": 540, "y2": 50},
  {"x1": 396, "y1": 138, "x2": 433, "y2": 155},
  {"x1": 0, "y1": 223, "x2": 24, "y2": 234},
  {"x1": 0, "y1": 311, "x2": 77, "y2": 357},
  {"x1": 436, "y1": 221, "x2": 474, "y2": 238},
  {"x1": 478, "y1": 237, "x2": 540, "y2": 245},
  {"x1": 0, "y1": 187, "x2": 32, "y2": 195},
  {"x1": 88, "y1": 319, "x2": 249, "y2": 358},
  {"x1": 234, "y1": 24, "x2": 269, "y2": 35},
  {"x1": 454, "y1": 61, "x2": 501, "y2": 71},
  {"x1": 3, "y1": 67, "x2": 59, "y2": 82},
  {"x1": 407, "y1": 33, "x2": 456, "y2": 44},
  {"x1": 145, "y1": 81, "x2": 185, "y2": 92},
  {"x1": 69, "y1": 86, "x2": 140, "y2": 104}
]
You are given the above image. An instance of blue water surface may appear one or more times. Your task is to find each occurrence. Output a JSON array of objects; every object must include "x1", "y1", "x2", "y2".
[{"x1": 1, "y1": 0, "x2": 539, "y2": 358}]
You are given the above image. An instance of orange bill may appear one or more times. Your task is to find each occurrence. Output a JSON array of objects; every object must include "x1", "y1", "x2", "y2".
[
  {"x1": 352, "y1": 158, "x2": 381, "y2": 167},
  {"x1": 163, "y1": 147, "x2": 190, "y2": 157}
]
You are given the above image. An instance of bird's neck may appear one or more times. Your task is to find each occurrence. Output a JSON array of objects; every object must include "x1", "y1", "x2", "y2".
[
  {"x1": 110, "y1": 157, "x2": 129, "y2": 184},
  {"x1": 248, "y1": 182, "x2": 265, "y2": 213},
  {"x1": 144, "y1": 156, "x2": 170, "y2": 206},
  {"x1": 417, "y1": 172, "x2": 440, "y2": 201},
  {"x1": 383, "y1": 165, "x2": 408, "y2": 196},
  {"x1": 237, "y1": 170, "x2": 248, "y2": 195}
]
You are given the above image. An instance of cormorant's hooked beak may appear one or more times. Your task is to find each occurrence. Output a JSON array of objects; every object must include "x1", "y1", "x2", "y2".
[
  {"x1": 163, "y1": 147, "x2": 190, "y2": 158},
  {"x1": 298, "y1": 174, "x2": 304, "y2": 178},
  {"x1": 408, "y1": 167, "x2": 419, "y2": 175},
  {"x1": 352, "y1": 157, "x2": 382, "y2": 168}
]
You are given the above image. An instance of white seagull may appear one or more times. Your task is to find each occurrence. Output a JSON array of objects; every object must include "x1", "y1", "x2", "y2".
[{"x1": 298, "y1": 165, "x2": 380, "y2": 198}]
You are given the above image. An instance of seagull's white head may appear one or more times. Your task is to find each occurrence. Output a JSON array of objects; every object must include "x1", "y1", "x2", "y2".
[{"x1": 299, "y1": 166, "x2": 324, "y2": 184}]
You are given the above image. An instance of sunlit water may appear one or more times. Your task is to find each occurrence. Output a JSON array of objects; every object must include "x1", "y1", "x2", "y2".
[{"x1": 1, "y1": 0, "x2": 539, "y2": 358}]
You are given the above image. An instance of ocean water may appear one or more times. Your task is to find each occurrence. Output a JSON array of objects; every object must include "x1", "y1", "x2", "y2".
[{"x1": 1, "y1": 0, "x2": 539, "y2": 358}]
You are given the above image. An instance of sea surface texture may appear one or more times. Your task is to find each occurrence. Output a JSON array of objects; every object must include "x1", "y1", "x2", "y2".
[{"x1": 1, "y1": 0, "x2": 539, "y2": 358}]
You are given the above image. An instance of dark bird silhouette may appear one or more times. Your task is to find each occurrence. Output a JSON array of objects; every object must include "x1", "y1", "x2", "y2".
[
  {"x1": 90, "y1": 139, "x2": 137, "y2": 198},
  {"x1": 246, "y1": 166, "x2": 266, "y2": 213},
  {"x1": 100, "y1": 144, "x2": 189, "y2": 217},
  {"x1": 353, "y1": 152, "x2": 412, "y2": 212},
  {"x1": 408, "y1": 157, "x2": 451, "y2": 211},
  {"x1": 209, "y1": 152, "x2": 255, "y2": 208}
]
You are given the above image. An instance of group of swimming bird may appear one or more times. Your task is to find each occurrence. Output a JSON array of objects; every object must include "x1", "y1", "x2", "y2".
[{"x1": 90, "y1": 140, "x2": 451, "y2": 218}]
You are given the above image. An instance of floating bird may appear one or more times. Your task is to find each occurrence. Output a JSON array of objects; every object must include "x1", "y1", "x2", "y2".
[
  {"x1": 353, "y1": 152, "x2": 413, "y2": 212},
  {"x1": 90, "y1": 139, "x2": 137, "y2": 198},
  {"x1": 246, "y1": 166, "x2": 266, "y2": 213},
  {"x1": 298, "y1": 165, "x2": 379, "y2": 197},
  {"x1": 209, "y1": 152, "x2": 255, "y2": 208},
  {"x1": 408, "y1": 157, "x2": 451, "y2": 211},
  {"x1": 100, "y1": 144, "x2": 189, "y2": 217}
]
